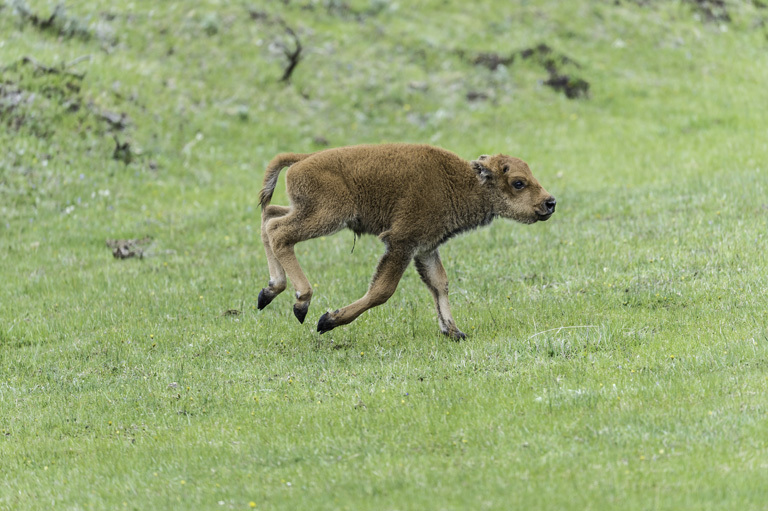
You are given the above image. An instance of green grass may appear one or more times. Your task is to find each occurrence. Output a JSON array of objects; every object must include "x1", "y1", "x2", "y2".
[{"x1": 2, "y1": 0, "x2": 768, "y2": 509}]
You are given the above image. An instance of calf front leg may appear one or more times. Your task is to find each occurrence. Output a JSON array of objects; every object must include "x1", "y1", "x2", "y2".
[
  {"x1": 414, "y1": 249, "x2": 466, "y2": 340},
  {"x1": 317, "y1": 244, "x2": 413, "y2": 334}
]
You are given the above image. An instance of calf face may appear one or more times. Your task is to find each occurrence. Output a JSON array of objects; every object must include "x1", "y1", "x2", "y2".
[{"x1": 471, "y1": 154, "x2": 556, "y2": 224}]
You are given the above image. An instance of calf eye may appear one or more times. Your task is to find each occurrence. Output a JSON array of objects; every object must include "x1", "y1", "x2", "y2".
[{"x1": 512, "y1": 180, "x2": 525, "y2": 190}]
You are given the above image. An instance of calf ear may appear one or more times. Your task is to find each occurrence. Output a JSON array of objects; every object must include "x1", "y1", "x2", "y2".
[{"x1": 471, "y1": 159, "x2": 493, "y2": 184}]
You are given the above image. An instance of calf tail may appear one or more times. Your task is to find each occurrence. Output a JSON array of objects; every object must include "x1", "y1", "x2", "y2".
[{"x1": 258, "y1": 152, "x2": 312, "y2": 209}]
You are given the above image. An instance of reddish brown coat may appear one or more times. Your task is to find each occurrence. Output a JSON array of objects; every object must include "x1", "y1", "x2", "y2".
[{"x1": 257, "y1": 143, "x2": 556, "y2": 339}]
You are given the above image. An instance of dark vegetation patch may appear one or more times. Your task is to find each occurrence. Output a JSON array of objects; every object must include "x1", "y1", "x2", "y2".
[
  {"x1": 112, "y1": 135, "x2": 132, "y2": 165},
  {"x1": 275, "y1": 20, "x2": 303, "y2": 84},
  {"x1": 525, "y1": 44, "x2": 590, "y2": 99},
  {"x1": 1, "y1": 57, "x2": 87, "y2": 139},
  {"x1": 472, "y1": 52, "x2": 515, "y2": 70},
  {"x1": 1, "y1": 57, "x2": 129, "y2": 140},
  {"x1": 620, "y1": 0, "x2": 733, "y2": 22},
  {"x1": 247, "y1": 2, "x2": 387, "y2": 84},
  {"x1": 682, "y1": 0, "x2": 731, "y2": 22},
  {"x1": 469, "y1": 43, "x2": 590, "y2": 99},
  {"x1": 290, "y1": 0, "x2": 388, "y2": 21},
  {"x1": 247, "y1": 12, "x2": 304, "y2": 84},
  {"x1": 543, "y1": 73, "x2": 590, "y2": 100},
  {"x1": 466, "y1": 90, "x2": 491, "y2": 102},
  {"x1": 312, "y1": 135, "x2": 330, "y2": 146},
  {"x1": 106, "y1": 237, "x2": 153, "y2": 260},
  {"x1": 10, "y1": 1, "x2": 91, "y2": 41}
]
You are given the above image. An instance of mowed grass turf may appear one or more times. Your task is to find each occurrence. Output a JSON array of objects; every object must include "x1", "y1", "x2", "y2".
[{"x1": 1, "y1": 0, "x2": 767, "y2": 509}]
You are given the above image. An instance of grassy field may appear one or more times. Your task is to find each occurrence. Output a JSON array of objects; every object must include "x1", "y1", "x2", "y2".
[{"x1": 2, "y1": 0, "x2": 768, "y2": 509}]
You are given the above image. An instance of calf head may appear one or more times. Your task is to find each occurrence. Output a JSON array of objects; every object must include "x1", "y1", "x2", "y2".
[{"x1": 471, "y1": 154, "x2": 556, "y2": 224}]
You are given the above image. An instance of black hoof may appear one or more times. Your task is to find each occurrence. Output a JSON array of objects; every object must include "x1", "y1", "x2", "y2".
[
  {"x1": 293, "y1": 302, "x2": 309, "y2": 324},
  {"x1": 443, "y1": 329, "x2": 467, "y2": 341},
  {"x1": 257, "y1": 288, "x2": 275, "y2": 310},
  {"x1": 317, "y1": 312, "x2": 336, "y2": 334}
]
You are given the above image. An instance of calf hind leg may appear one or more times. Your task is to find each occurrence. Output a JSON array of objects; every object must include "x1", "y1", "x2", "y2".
[
  {"x1": 258, "y1": 205, "x2": 291, "y2": 310},
  {"x1": 414, "y1": 249, "x2": 466, "y2": 340},
  {"x1": 318, "y1": 244, "x2": 413, "y2": 334},
  {"x1": 267, "y1": 208, "x2": 345, "y2": 323}
]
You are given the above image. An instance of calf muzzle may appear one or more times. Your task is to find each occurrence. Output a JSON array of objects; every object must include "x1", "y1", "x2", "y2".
[{"x1": 537, "y1": 196, "x2": 557, "y2": 220}]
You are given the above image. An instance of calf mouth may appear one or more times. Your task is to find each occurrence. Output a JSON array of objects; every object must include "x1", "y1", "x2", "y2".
[{"x1": 536, "y1": 211, "x2": 553, "y2": 221}]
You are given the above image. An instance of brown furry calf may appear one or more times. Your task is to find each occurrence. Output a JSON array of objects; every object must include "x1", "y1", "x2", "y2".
[{"x1": 257, "y1": 143, "x2": 556, "y2": 339}]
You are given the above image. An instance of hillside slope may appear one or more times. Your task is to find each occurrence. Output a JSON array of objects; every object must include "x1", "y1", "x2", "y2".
[{"x1": 2, "y1": 1, "x2": 768, "y2": 509}]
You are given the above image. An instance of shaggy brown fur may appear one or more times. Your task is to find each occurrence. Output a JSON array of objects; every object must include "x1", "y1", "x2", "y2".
[{"x1": 257, "y1": 143, "x2": 556, "y2": 339}]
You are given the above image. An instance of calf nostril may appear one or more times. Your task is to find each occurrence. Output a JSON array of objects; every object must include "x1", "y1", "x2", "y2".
[{"x1": 545, "y1": 197, "x2": 557, "y2": 213}]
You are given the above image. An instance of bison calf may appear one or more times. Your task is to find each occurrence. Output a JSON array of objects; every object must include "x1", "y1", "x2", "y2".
[{"x1": 257, "y1": 143, "x2": 555, "y2": 339}]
